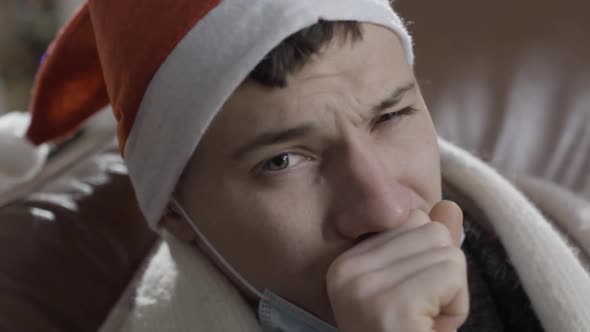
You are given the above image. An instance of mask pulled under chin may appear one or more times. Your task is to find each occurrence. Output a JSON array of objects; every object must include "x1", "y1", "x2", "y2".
[
  {"x1": 258, "y1": 289, "x2": 338, "y2": 332},
  {"x1": 173, "y1": 200, "x2": 467, "y2": 332},
  {"x1": 257, "y1": 227, "x2": 465, "y2": 332}
]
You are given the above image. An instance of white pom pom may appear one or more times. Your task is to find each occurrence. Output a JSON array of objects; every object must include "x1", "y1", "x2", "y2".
[
  {"x1": 0, "y1": 111, "x2": 31, "y2": 136},
  {"x1": 0, "y1": 112, "x2": 50, "y2": 196}
]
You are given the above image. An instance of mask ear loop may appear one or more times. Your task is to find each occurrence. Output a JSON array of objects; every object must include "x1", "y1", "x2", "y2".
[{"x1": 170, "y1": 199, "x2": 264, "y2": 301}]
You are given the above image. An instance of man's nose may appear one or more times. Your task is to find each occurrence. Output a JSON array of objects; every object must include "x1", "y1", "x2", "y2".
[{"x1": 325, "y1": 140, "x2": 413, "y2": 240}]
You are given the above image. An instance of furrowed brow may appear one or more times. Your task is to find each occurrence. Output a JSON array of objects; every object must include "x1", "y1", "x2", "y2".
[{"x1": 372, "y1": 82, "x2": 416, "y2": 114}]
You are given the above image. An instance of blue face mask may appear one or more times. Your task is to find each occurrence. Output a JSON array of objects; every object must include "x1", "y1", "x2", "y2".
[
  {"x1": 172, "y1": 200, "x2": 338, "y2": 331},
  {"x1": 258, "y1": 289, "x2": 337, "y2": 332},
  {"x1": 171, "y1": 200, "x2": 466, "y2": 332}
]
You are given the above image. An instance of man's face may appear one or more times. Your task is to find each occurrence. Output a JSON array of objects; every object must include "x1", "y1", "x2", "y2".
[{"x1": 176, "y1": 23, "x2": 441, "y2": 322}]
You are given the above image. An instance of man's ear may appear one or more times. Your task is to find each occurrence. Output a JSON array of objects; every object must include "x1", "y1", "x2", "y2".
[{"x1": 161, "y1": 201, "x2": 199, "y2": 242}]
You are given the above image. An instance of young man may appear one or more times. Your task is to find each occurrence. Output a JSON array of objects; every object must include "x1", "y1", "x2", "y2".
[{"x1": 22, "y1": 0, "x2": 590, "y2": 331}]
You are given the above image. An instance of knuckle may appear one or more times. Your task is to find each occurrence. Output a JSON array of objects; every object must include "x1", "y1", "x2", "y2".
[
  {"x1": 451, "y1": 248, "x2": 467, "y2": 269},
  {"x1": 426, "y1": 222, "x2": 453, "y2": 246},
  {"x1": 434, "y1": 260, "x2": 457, "y2": 278},
  {"x1": 440, "y1": 246, "x2": 465, "y2": 265},
  {"x1": 408, "y1": 209, "x2": 431, "y2": 228},
  {"x1": 437, "y1": 245, "x2": 457, "y2": 261},
  {"x1": 436, "y1": 259, "x2": 468, "y2": 291},
  {"x1": 437, "y1": 258, "x2": 464, "y2": 279},
  {"x1": 439, "y1": 246, "x2": 467, "y2": 271}
]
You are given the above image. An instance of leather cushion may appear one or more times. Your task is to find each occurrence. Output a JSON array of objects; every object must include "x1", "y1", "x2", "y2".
[{"x1": 0, "y1": 145, "x2": 156, "y2": 331}]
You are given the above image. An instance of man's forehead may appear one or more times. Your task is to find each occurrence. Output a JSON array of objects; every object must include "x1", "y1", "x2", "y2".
[
  {"x1": 213, "y1": 24, "x2": 415, "y2": 137},
  {"x1": 293, "y1": 28, "x2": 410, "y2": 93}
]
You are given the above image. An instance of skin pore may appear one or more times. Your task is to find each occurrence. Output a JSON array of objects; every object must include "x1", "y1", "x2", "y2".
[{"x1": 169, "y1": 23, "x2": 444, "y2": 324}]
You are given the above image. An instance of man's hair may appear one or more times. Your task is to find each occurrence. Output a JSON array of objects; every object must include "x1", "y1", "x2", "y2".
[{"x1": 247, "y1": 20, "x2": 363, "y2": 88}]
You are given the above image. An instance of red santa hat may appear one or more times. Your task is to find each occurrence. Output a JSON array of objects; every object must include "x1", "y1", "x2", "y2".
[{"x1": 24, "y1": 0, "x2": 414, "y2": 228}]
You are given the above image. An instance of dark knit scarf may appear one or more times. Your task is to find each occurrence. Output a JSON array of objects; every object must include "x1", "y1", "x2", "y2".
[{"x1": 459, "y1": 213, "x2": 544, "y2": 332}]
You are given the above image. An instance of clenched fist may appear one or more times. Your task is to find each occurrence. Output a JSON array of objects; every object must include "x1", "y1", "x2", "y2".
[{"x1": 327, "y1": 201, "x2": 469, "y2": 332}]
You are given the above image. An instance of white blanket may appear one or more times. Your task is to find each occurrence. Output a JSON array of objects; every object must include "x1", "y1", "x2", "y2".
[{"x1": 101, "y1": 139, "x2": 590, "y2": 332}]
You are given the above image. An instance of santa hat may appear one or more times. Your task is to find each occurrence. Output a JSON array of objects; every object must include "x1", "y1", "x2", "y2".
[{"x1": 24, "y1": 0, "x2": 414, "y2": 228}]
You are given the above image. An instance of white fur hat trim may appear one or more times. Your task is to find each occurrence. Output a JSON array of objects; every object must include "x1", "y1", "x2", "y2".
[{"x1": 0, "y1": 112, "x2": 50, "y2": 197}]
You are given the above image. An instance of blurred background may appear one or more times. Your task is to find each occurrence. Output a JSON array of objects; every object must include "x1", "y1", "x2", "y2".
[{"x1": 0, "y1": 0, "x2": 79, "y2": 114}]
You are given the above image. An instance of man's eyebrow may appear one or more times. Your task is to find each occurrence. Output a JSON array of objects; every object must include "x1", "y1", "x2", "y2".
[
  {"x1": 231, "y1": 83, "x2": 416, "y2": 162},
  {"x1": 232, "y1": 124, "x2": 314, "y2": 161},
  {"x1": 372, "y1": 82, "x2": 416, "y2": 114}
]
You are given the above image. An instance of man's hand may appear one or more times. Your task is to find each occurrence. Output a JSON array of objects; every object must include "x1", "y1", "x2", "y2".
[{"x1": 327, "y1": 200, "x2": 469, "y2": 332}]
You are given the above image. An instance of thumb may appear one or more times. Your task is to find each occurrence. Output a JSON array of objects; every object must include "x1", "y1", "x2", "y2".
[{"x1": 429, "y1": 200, "x2": 463, "y2": 247}]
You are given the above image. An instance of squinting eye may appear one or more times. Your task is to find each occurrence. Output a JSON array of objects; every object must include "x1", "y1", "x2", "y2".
[
  {"x1": 375, "y1": 107, "x2": 418, "y2": 125},
  {"x1": 262, "y1": 153, "x2": 309, "y2": 172}
]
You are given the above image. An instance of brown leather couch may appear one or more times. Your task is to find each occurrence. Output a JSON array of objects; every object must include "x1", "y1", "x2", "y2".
[
  {"x1": 1, "y1": 0, "x2": 588, "y2": 331},
  {"x1": 0, "y1": 144, "x2": 156, "y2": 331}
]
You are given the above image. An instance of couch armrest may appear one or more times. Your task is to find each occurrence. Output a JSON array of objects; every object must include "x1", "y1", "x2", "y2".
[{"x1": 0, "y1": 143, "x2": 157, "y2": 331}]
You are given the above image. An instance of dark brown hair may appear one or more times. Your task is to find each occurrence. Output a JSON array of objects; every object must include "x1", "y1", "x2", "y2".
[{"x1": 247, "y1": 20, "x2": 363, "y2": 88}]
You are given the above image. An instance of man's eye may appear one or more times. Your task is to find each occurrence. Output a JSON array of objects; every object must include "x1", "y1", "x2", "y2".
[
  {"x1": 262, "y1": 153, "x2": 309, "y2": 172},
  {"x1": 374, "y1": 107, "x2": 418, "y2": 125}
]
